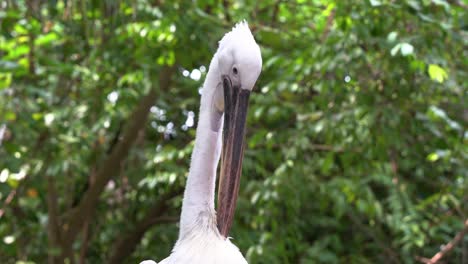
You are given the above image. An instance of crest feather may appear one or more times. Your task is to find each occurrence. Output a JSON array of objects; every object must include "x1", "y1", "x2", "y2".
[{"x1": 219, "y1": 20, "x2": 254, "y2": 49}]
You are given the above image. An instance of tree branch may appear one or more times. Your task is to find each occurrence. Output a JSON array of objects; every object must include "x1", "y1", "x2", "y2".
[
  {"x1": 222, "y1": 0, "x2": 231, "y2": 22},
  {"x1": 321, "y1": 7, "x2": 335, "y2": 42},
  {"x1": 46, "y1": 166, "x2": 75, "y2": 264},
  {"x1": 107, "y1": 188, "x2": 183, "y2": 264},
  {"x1": 78, "y1": 218, "x2": 91, "y2": 264},
  {"x1": 417, "y1": 219, "x2": 468, "y2": 264},
  {"x1": 271, "y1": 0, "x2": 281, "y2": 24},
  {"x1": 63, "y1": 65, "x2": 176, "y2": 244},
  {"x1": 47, "y1": 177, "x2": 64, "y2": 264},
  {"x1": 310, "y1": 144, "x2": 345, "y2": 152},
  {"x1": 0, "y1": 189, "x2": 16, "y2": 218}
]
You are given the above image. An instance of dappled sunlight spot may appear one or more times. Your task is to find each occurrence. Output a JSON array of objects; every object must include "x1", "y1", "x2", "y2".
[
  {"x1": 265, "y1": 132, "x2": 273, "y2": 141},
  {"x1": 190, "y1": 69, "x2": 201, "y2": 81},
  {"x1": 186, "y1": 111, "x2": 195, "y2": 127},
  {"x1": 291, "y1": 83, "x2": 298, "y2": 92},
  {"x1": 153, "y1": 155, "x2": 164, "y2": 164},
  {"x1": 106, "y1": 180, "x2": 116, "y2": 190},
  {"x1": 0, "y1": 169, "x2": 9, "y2": 183},
  {"x1": 0, "y1": 124, "x2": 6, "y2": 145},
  {"x1": 10, "y1": 166, "x2": 28, "y2": 181},
  {"x1": 164, "y1": 122, "x2": 176, "y2": 139},
  {"x1": 140, "y1": 28, "x2": 148, "y2": 37},
  {"x1": 107, "y1": 91, "x2": 119, "y2": 104},
  {"x1": 155, "y1": 144, "x2": 162, "y2": 152},
  {"x1": 3, "y1": 235, "x2": 15, "y2": 244},
  {"x1": 181, "y1": 68, "x2": 204, "y2": 81},
  {"x1": 166, "y1": 122, "x2": 174, "y2": 130},
  {"x1": 391, "y1": 42, "x2": 414, "y2": 56},
  {"x1": 151, "y1": 106, "x2": 167, "y2": 121},
  {"x1": 75, "y1": 105, "x2": 88, "y2": 118},
  {"x1": 182, "y1": 111, "x2": 195, "y2": 131},
  {"x1": 44, "y1": 113, "x2": 55, "y2": 126},
  {"x1": 157, "y1": 125, "x2": 165, "y2": 133}
]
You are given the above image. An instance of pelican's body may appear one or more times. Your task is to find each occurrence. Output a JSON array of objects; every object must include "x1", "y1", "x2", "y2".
[
  {"x1": 157, "y1": 209, "x2": 246, "y2": 264},
  {"x1": 141, "y1": 22, "x2": 262, "y2": 264}
]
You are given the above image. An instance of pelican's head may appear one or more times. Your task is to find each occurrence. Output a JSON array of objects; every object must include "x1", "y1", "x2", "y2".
[
  {"x1": 214, "y1": 21, "x2": 262, "y2": 238},
  {"x1": 217, "y1": 21, "x2": 262, "y2": 92}
]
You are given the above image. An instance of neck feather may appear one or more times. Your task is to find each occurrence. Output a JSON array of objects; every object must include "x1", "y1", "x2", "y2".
[{"x1": 179, "y1": 57, "x2": 223, "y2": 237}]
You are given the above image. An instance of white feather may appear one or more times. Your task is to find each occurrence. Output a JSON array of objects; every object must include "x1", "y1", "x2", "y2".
[
  {"x1": 141, "y1": 21, "x2": 261, "y2": 264},
  {"x1": 157, "y1": 209, "x2": 247, "y2": 264}
]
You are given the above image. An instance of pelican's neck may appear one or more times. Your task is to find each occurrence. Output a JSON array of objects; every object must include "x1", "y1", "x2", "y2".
[{"x1": 179, "y1": 56, "x2": 223, "y2": 238}]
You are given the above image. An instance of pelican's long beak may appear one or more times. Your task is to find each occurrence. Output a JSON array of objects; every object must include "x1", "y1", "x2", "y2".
[{"x1": 217, "y1": 76, "x2": 250, "y2": 238}]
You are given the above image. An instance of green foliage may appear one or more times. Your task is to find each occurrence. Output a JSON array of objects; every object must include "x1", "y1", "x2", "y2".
[{"x1": 0, "y1": 0, "x2": 466, "y2": 263}]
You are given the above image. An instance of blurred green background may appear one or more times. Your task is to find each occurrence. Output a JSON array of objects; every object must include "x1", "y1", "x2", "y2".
[{"x1": 0, "y1": 0, "x2": 467, "y2": 263}]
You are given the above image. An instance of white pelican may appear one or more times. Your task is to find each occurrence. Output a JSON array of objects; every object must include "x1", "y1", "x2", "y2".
[{"x1": 140, "y1": 21, "x2": 262, "y2": 264}]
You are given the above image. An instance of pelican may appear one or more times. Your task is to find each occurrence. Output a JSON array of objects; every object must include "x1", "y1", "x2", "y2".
[{"x1": 140, "y1": 21, "x2": 262, "y2": 264}]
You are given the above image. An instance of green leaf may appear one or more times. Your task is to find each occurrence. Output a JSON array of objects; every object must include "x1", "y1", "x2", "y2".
[
  {"x1": 32, "y1": 113, "x2": 43, "y2": 120},
  {"x1": 0, "y1": 72, "x2": 12, "y2": 89},
  {"x1": 428, "y1": 64, "x2": 448, "y2": 83},
  {"x1": 427, "y1": 150, "x2": 449, "y2": 162},
  {"x1": 321, "y1": 152, "x2": 334, "y2": 174},
  {"x1": 35, "y1": 32, "x2": 60, "y2": 46},
  {"x1": 5, "y1": 45, "x2": 29, "y2": 60},
  {"x1": 427, "y1": 152, "x2": 439, "y2": 162},
  {"x1": 4, "y1": 111, "x2": 16, "y2": 121},
  {"x1": 407, "y1": 0, "x2": 421, "y2": 10},
  {"x1": 432, "y1": 0, "x2": 450, "y2": 11}
]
